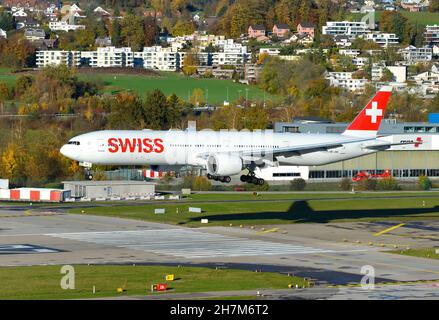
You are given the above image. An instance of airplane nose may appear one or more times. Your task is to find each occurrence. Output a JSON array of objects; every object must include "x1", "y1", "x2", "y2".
[{"x1": 60, "y1": 145, "x2": 70, "y2": 158}]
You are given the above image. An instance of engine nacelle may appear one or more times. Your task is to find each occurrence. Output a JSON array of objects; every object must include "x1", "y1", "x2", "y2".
[{"x1": 207, "y1": 154, "x2": 243, "y2": 176}]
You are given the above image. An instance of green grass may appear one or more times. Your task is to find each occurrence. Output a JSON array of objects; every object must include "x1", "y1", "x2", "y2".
[
  {"x1": 0, "y1": 265, "x2": 304, "y2": 299},
  {"x1": 69, "y1": 194, "x2": 439, "y2": 227},
  {"x1": 387, "y1": 248, "x2": 439, "y2": 260},
  {"x1": 186, "y1": 191, "x2": 439, "y2": 202},
  {"x1": 0, "y1": 68, "x2": 16, "y2": 86},
  {"x1": 352, "y1": 10, "x2": 439, "y2": 26},
  {"x1": 0, "y1": 68, "x2": 276, "y2": 104},
  {"x1": 79, "y1": 71, "x2": 276, "y2": 104}
]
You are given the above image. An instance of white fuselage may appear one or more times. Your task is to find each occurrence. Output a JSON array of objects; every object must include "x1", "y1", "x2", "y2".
[{"x1": 60, "y1": 129, "x2": 381, "y2": 167}]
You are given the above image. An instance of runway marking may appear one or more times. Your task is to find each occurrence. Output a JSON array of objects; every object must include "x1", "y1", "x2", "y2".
[
  {"x1": 45, "y1": 229, "x2": 336, "y2": 259},
  {"x1": 374, "y1": 223, "x2": 406, "y2": 236},
  {"x1": 257, "y1": 228, "x2": 279, "y2": 235}
]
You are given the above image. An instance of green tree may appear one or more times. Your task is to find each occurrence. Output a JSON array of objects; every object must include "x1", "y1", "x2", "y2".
[
  {"x1": 121, "y1": 14, "x2": 145, "y2": 51},
  {"x1": 418, "y1": 176, "x2": 432, "y2": 190},
  {"x1": 111, "y1": 19, "x2": 122, "y2": 46},
  {"x1": 0, "y1": 10, "x2": 14, "y2": 31}
]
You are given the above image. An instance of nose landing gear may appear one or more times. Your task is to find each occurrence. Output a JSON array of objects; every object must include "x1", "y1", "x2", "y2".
[{"x1": 85, "y1": 170, "x2": 93, "y2": 181}]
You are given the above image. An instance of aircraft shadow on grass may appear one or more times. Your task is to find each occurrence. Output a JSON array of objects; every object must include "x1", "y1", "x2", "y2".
[{"x1": 188, "y1": 201, "x2": 439, "y2": 224}]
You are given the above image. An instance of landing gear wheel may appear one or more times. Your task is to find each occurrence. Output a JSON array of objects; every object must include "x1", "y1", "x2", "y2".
[
  {"x1": 250, "y1": 176, "x2": 258, "y2": 184},
  {"x1": 84, "y1": 169, "x2": 93, "y2": 180},
  {"x1": 257, "y1": 178, "x2": 265, "y2": 185},
  {"x1": 207, "y1": 173, "x2": 213, "y2": 180},
  {"x1": 213, "y1": 176, "x2": 219, "y2": 181},
  {"x1": 240, "y1": 175, "x2": 248, "y2": 183},
  {"x1": 223, "y1": 176, "x2": 231, "y2": 183}
]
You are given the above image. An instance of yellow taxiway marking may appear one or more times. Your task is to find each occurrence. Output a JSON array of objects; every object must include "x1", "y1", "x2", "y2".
[
  {"x1": 374, "y1": 223, "x2": 406, "y2": 236},
  {"x1": 257, "y1": 228, "x2": 279, "y2": 235}
]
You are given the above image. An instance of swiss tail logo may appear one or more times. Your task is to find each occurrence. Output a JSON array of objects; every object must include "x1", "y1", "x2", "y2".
[{"x1": 343, "y1": 86, "x2": 392, "y2": 137}]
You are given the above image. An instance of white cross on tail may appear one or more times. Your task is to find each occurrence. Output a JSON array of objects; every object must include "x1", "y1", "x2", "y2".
[{"x1": 365, "y1": 101, "x2": 382, "y2": 123}]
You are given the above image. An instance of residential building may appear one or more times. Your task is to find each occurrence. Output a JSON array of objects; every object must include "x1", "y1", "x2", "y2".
[
  {"x1": 49, "y1": 21, "x2": 85, "y2": 32},
  {"x1": 83, "y1": 47, "x2": 134, "y2": 68},
  {"x1": 137, "y1": 46, "x2": 180, "y2": 71},
  {"x1": 24, "y1": 28, "x2": 45, "y2": 41},
  {"x1": 325, "y1": 71, "x2": 367, "y2": 92},
  {"x1": 248, "y1": 25, "x2": 266, "y2": 38},
  {"x1": 211, "y1": 43, "x2": 249, "y2": 66},
  {"x1": 244, "y1": 63, "x2": 263, "y2": 83},
  {"x1": 333, "y1": 35, "x2": 352, "y2": 47},
  {"x1": 272, "y1": 23, "x2": 290, "y2": 38},
  {"x1": 259, "y1": 48, "x2": 280, "y2": 56},
  {"x1": 287, "y1": 33, "x2": 313, "y2": 45},
  {"x1": 399, "y1": 45, "x2": 432, "y2": 63},
  {"x1": 339, "y1": 49, "x2": 360, "y2": 57},
  {"x1": 12, "y1": 9, "x2": 27, "y2": 18},
  {"x1": 365, "y1": 32, "x2": 399, "y2": 47},
  {"x1": 94, "y1": 6, "x2": 111, "y2": 17},
  {"x1": 322, "y1": 21, "x2": 369, "y2": 38},
  {"x1": 352, "y1": 57, "x2": 369, "y2": 69},
  {"x1": 95, "y1": 37, "x2": 112, "y2": 47},
  {"x1": 297, "y1": 22, "x2": 315, "y2": 38},
  {"x1": 372, "y1": 63, "x2": 407, "y2": 83},
  {"x1": 36, "y1": 50, "x2": 81, "y2": 68},
  {"x1": 425, "y1": 25, "x2": 439, "y2": 46}
]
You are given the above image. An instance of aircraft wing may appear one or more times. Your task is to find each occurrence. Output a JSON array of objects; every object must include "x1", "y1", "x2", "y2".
[
  {"x1": 194, "y1": 136, "x2": 376, "y2": 161},
  {"x1": 240, "y1": 136, "x2": 377, "y2": 158},
  {"x1": 363, "y1": 140, "x2": 423, "y2": 151}
]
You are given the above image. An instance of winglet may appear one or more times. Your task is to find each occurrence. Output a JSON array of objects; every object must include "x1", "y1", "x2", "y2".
[{"x1": 343, "y1": 86, "x2": 392, "y2": 137}]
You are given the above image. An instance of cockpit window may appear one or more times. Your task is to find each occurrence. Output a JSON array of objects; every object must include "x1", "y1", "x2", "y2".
[{"x1": 67, "y1": 141, "x2": 80, "y2": 145}]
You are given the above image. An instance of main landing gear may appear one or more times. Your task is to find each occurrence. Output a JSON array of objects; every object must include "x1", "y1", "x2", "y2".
[
  {"x1": 207, "y1": 173, "x2": 231, "y2": 183},
  {"x1": 240, "y1": 173, "x2": 265, "y2": 185}
]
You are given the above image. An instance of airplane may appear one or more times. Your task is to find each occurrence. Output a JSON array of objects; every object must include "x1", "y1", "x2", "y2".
[{"x1": 60, "y1": 86, "x2": 414, "y2": 185}]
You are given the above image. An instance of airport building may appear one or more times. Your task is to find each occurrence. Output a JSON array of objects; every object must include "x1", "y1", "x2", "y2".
[
  {"x1": 271, "y1": 116, "x2": 439, "y2": 181},
  {"x1": 63, "y1": 180, "x2": 155, "y2": 199}
]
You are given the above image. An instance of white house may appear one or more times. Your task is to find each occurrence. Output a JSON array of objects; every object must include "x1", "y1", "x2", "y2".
[
  {"x1": 365, "y1": 32, "x2": 399, "y2": 47},
  {"x1": 399, "y1": 45, "x2": 433, "y2": 63},
  {"x1": 82, "y1": 47, "x2": 134, "y2": 68},
  {"x1": 325, "y1": 71, "x2": 368, "y2": 92},
  {"x1": 36, "y1": 50, "x2": 81, "y2": 68},
  {"x1": 137, "y1": 46, "x2": 180, "y2": 71},
  {"x1": 322, "y1": 21, "x2": 369, "y2": 39},
  {"x1": 49, "y1": 21, "x2": 85, "y2": 32},
  {"x1": 12, "y1": 9, "x2": 28, "y2": 17}
]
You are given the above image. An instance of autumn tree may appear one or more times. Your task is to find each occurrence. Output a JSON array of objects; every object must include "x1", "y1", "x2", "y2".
[{"x1": 121, "y1": 14, "x2": 145, "y2": 51}]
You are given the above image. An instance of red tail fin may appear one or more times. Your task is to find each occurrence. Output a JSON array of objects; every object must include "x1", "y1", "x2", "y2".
[{"x1": 343, "y1": 86, "x2": 392, "y2": 137}]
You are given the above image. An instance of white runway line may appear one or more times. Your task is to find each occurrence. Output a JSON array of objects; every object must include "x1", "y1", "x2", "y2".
[{"x1": 46, "y1": 228, "x2": 336, "y2": 259}]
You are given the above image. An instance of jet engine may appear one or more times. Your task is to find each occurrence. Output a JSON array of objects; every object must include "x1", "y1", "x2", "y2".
[{"x1": 207, "y1": 154, "x2": 244, "y2": 176}]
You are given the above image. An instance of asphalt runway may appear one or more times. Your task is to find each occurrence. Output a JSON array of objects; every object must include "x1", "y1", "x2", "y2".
[{"x1": 0, "y1": 205, "x2": 438, "y2": 299}]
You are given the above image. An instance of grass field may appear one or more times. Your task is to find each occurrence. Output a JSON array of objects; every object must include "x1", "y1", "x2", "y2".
[
  {"x1": 0, "y1": 68, "x2": 16, "y2": 86},
  {"x1": 0, "y1": 68, "x2": 276, "y2": 104},
  {"x1": 352, "y1": 10, "x2": 439, "y2": 26},
  {"x1": 69, "y1": 193, "x2": 439, "y2": 227},
  {"x1": 80, "y1": 71, "x2": 276, "y2": 104},
  {"x1": 388, "y1": 248, "x2": 439, "y2": 260},
  {"x1": 0, "y1": 265, "x2": 304, "y2": 299}
]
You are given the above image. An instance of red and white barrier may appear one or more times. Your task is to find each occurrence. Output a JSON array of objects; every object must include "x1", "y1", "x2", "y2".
[
  {"x1": 0, "y1": 188, "x2": 70, "y2": 202},
  {"x1": 143, "y1": 170, "x2": 164, "y2": 179}
]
